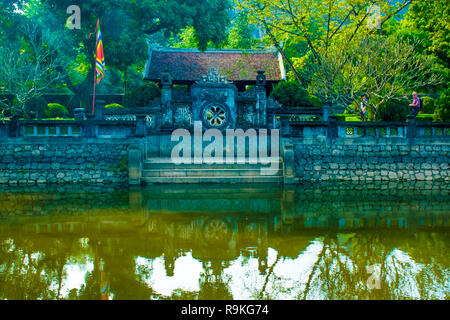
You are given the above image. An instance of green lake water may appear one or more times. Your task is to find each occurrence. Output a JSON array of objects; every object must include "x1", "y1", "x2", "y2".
[{"x1": 0, "y1": 182, "x2": 448, "y2": 300}]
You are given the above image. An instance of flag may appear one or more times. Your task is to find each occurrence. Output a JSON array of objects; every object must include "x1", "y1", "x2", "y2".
[{"x1": 95, "y1": 19, "x2": 105, "y2": 84}]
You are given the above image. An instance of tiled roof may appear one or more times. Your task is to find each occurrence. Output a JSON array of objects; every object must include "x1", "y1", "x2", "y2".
[{"x1": 144, "y1": 48, "x2": 285, "y2": 83}]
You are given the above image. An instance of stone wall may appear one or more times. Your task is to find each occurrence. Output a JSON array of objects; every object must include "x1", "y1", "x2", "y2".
[
  {"x1": 0, "y1": 138, "x2": 133, "y2": 186},
  {"x1": 293, "y1": 139, "x2": 449, "y2": 182},
  {"x1": 0, "y1": 136, "x2": 449, "y2": 186}
]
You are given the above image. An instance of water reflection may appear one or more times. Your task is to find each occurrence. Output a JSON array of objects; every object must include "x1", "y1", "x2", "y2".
[{"x1": 0, "y1": 182, "x2": 448, "y2": 300}]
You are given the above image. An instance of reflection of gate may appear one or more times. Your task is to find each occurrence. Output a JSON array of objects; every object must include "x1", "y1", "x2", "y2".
[{"x1": 203, "y1": 218, "x2": 233, "y2": 242}]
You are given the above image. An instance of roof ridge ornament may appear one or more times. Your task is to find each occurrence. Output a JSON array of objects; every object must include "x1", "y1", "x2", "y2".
[{"x1": 199, "y1": 67, "x2": 230, "y2": 84}]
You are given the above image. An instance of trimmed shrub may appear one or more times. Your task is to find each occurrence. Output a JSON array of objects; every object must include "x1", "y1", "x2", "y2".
[
  {"x1": 123, "y1": 83, "x2": 161, "y2": 108},
  {"x1": 25, "y1": 96, "x2": 47, "y2": 119},
  {"x1": 415, "y1": 114, "x2": 434, "y2": 122},
  {"x1": 309, "y1": 95, "x2": 323, "y2": 108},
  {"x1": 105, "y1": 103, "x2": 124, "y2": 109},
  {"x1": 433, "y1": 88, "x2": 450, "y2": 122},
  {"x1": 420, "y1": 96, "x2": 436, "y2": 114},
  {"x1": 270, "y1": 81, "x2": 322, "y2": 108},
  {"x1": 345, "y1": 116, "x2": 362, "y2": 122},
  {"x1": 378, "y1": 98, "x2": 410, "y2": 122},
  {"x1": 335, "y1": 114, "x2": 362, "y2": 122},
  {"x1": 45, "y1": 103, "x2": 69, "y2": 118}
]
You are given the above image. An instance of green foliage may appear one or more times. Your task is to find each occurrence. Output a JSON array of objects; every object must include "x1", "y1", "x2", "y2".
[
  {"x1": 402, "y1": 0, "x2": 449, "y2": 72},
  {"x1": 123, "y1": 83, "x2": 161, "y2": 108},
  {"x1": 21, "y1": 0, "x2": 231, "y2": 109},
  {"x1": 335, "y1": 114, "x2": 362, "y2": 122},
  {"x1": 104, "y1": 103, "x2": 124, "y2": 109},
  {"x1": 169, "y1": 26, "x2": 199, "y2": 48},
  {"x1": 270, "y1": 82, "x2": 322, "y2": 108},
  {"x1": 45, "y1": 103, "x2": 69, "y2": 118},
  {"x1": 225, "y1": 12, "x2": 260, "y2": 49},
  {"x1": 415, "y1": 114, "x2": 434, "y2": 122},
  {"x1": 309, "y1": 95, "x2": 323, "y2": 108},
  {"x1": 420, "y1": 96, "x2": 436, "y2": 114},
  {"x1": 25, "y1": 96, "x2": 47, "y2": 119},
  {"x1": 378, "y1": 98, "x2": 410, "y2": 122},
  {"x1": 433, "y1": 88, "x2": 450, "y2": 122}
]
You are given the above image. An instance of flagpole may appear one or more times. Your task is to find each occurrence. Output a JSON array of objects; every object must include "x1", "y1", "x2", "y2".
[{"x1": 92, "y1": 19, "x2": 99, "y2": 114}]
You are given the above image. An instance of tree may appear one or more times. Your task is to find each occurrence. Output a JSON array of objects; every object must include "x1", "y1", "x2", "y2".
[
  {"x1": 225, "y1": 12, "x2": 261, "y2": 49},
  {"x1": 25, "y1": 0, "x2": 231, "y2": 108},
  {"x1": 236, "y1": 0, "x2": 414, "y2": 91},
  {"x1": 0, "y1": 24, "x2": 67, "y2": 119},
  {"x1": 169, "y1": 11, "x2": 262, "y2": 50},
  {"x1": 401, "y1": 0, "x2": 449, "y2": 71},
  {"x1": 311, "y1": 36, "x2": 441, "y2": 119}
]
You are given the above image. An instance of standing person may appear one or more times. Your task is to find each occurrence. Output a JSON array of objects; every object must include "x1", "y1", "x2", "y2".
[
  {"x1": 360, "y1": 94, "x2": 368, "y2": 121},
  {"x1": 409, "y1": 92, "x2": 421, "y2": 117}
]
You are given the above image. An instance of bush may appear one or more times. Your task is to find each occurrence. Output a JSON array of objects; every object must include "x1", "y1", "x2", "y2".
[
  {"x1": 378, "y1": 98, "x2": 410, "y2": 121},
  {"x1": 345, "y1": 116, "x2": 362, "y2": 122},
  {"x1": 415, "y1": 114, "x2": 434, "y2": 122},
  {"x1": 420, "y1": 96, "x2": 436, "y2": 114},
  {"x1": 45, "y1": 103, "x2": 69, "y2": 118},
  {"x1": 335, "y1": 114, "x2": 362, "y2": 122},
  {"x1": 25, "y1": 96, "x2": 47, "y2": 119},
  {"x1": 433, "y1": 88, "x2": 450, "y2": 122},
  {"x1": 270, "y1": 81, "x2": 322, "y2": 108},
  {"x1": 123, "y1": 83, "x2": 161, "y2": 108},
  {"x1": 104, "y1": 103, "x2": 124, "y2": 109},
  {"x1": 309, "y1": 95, "x2": 323, "y2": 108}
]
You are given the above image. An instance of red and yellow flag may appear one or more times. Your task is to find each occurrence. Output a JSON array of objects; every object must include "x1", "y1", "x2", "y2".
[{"x1": 95, "y1": 19, "x2": 105, "y2": 84}]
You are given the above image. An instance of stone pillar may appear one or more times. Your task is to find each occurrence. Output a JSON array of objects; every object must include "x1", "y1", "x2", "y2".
[
  {"x1": 84, "y1": 114, "x2": 97, "y2": 138},
  {"x1": 407, "y1": 115, "x2": 416, "y2": 142},
  {"x1": 256, "y1": 70, "x2": 267, "y2": 127},
  {"x1": 160, "y1": 71, "x2": 173, "y2": 128},
  {"x1": 135, "y1": 114, "x2": 147, "y2": 137},
  {"x1": 7, "y1": 115, "x2": 19, "y2": 138},
  {"x1": 94, "y1": 100, "x2": 105, "y2": 120},
  {"x1": 280, "y1": 116, "x2": 291, "y2": 137},
  {"x1": 282, "y1": 141, "x2": 295, "y2": 184},
  {"x1": 327, "y1": 115, "x2": 338, "y2": 140},
  {"x1": 322, "y1": 104, "x2": 330, "y2": 121},
  {"x1": 128, "y1": 144, "x2": 142, "y2": 186}
]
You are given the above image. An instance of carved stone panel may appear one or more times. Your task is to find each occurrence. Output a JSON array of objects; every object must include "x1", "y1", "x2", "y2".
[{"x1": 190, "y1": 68, "x2": 237, "y2": 130}]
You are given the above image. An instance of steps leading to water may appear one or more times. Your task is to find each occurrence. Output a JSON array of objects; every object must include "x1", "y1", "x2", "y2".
[{"x1": 142, "y1": 158, "x2": 283, "y2": 184}]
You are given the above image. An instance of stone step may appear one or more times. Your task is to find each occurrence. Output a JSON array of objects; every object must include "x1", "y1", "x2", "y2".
[
  {"x1": 143, "y1": 168, "x2": 282, "y2": 177},
  {"x1": 144, "y1": 157, "x2": 282, "y2": 170},
  {"x1": 142, "y1": 176, "x2": 283, "y2": 184}
]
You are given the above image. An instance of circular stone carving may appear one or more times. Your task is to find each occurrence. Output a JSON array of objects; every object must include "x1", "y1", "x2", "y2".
[{"x1": 202, "y1": 103, "x2": 230, "y2": 129}]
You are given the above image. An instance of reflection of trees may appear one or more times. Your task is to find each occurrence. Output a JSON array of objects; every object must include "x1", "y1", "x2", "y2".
[
  {"x1": 0, "y1": 236, "x2": 83, "y2": 299},
  {"x1": 1, "y1": 226, "x2": 448, "y2": 300},
  {"x1": 293, "y1": 230, "x2": 449, "y2": 300},
  {"x1": 197, "y1": 260, "x2": 233, "y2": 300},
  {"x1": 256, "y1": 253, "x2": 280, "y2": 300}
]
